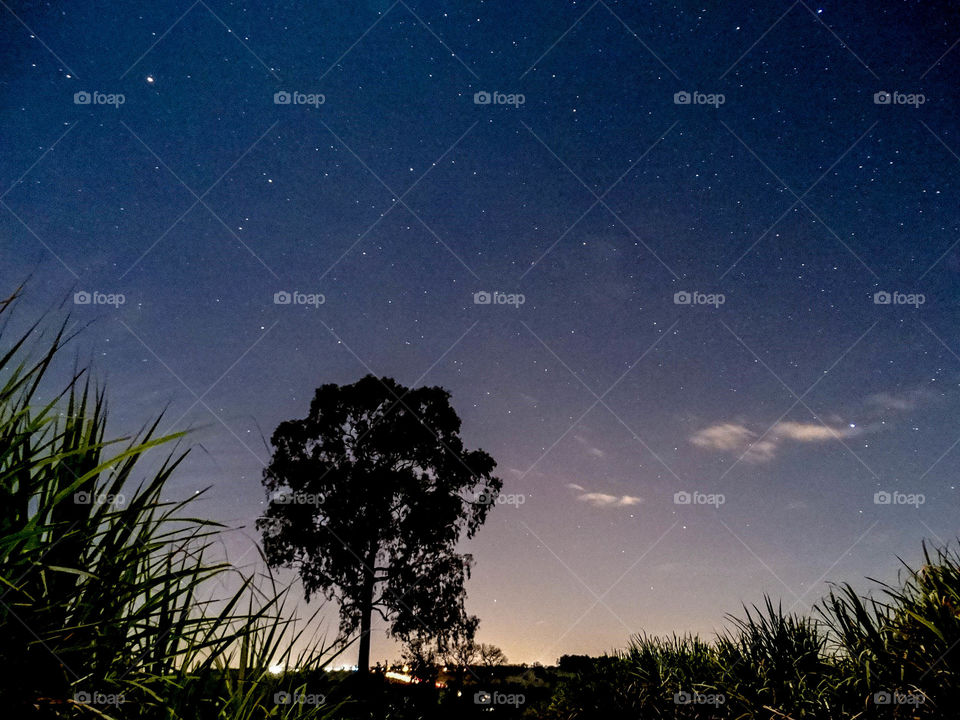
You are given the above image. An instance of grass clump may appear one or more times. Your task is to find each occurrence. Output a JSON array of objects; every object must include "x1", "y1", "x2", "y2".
[
  {"x1": 545, "y1": 547, "x2": 960, "y2": 718},
  {"x1": 0, "y1": 289, "x2": 346, "y2": 718}
]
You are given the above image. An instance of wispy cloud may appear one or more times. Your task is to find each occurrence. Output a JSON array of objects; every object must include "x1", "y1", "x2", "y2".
[
  {"x1": 775, "y1": 421, "x2": 844, "y2": 442},
  {"x1": 689, "y1": 423, "x2": 755, "y2": 452},
  {"x1": 567, "y1": 483, "x2": 641, "y2": 507},
  {"x1": 866, "y1": 388, "x2": 930, "y2": 412},
  {"x1": 690, "y1": 420, "x2": 855, "y2": 463},
  {"x1": 691, "y1": 387, "x2": 930, "y2": 463},
  {"x1": 578, "y1": 492, "x2": 643, "y2": 507},
  {"x1": 574, "y1": 434, "x2": 607, "y2": 458}
]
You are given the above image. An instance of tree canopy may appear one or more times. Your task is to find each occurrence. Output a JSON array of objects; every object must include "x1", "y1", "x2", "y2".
[{"x1": 257, "y1": 374, "x2": 502, "y2": 672}]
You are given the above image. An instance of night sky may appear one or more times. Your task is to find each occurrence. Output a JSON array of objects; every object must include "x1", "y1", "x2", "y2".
[{"x1": 3, "y1": 0, "x2": 960, "y2": 665}]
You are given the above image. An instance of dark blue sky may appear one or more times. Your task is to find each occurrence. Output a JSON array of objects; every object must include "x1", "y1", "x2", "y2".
[{"x1": 2, "y1": 0, "x2": 960, "y2": 664}]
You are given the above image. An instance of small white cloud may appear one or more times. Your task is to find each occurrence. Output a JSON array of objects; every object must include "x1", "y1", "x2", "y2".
[
  {"x1": 567, "y1": 483, "x2": 585, "y2": 491},
  {"x1": 579, "y1": 492, "x2": 618, "y2": 506},
  {"x1": 690, "y1": 423, "x2": 756, "y2": 451},
  {"x1": 742, "y1": 438, "x2": 778, "y2": 463},
  {"x1": 574, "y1": 434, "x2": 606, "y2": 458},
  {"x1": 774, "y1": 421, "x2": 844, "y2": 442},
  {"x1": 577, "y1": 492, "x2": 643, "y2": 508}
]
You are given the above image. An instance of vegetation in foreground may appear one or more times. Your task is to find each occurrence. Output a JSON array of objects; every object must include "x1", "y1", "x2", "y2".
[
  {"x1": 542, "y1": 542, "x2": 960, "y2": 719},
  {"x1": 0, "y1": 290, "x2": 347, "y2": 718},
  {"x1": 3, "y1": 288, "x2": 959, "y2": 719},
  {"x1": 358, "y1": 541, "x2": 960, "y2": 719}
]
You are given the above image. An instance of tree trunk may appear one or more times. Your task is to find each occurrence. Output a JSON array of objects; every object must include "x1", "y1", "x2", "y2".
[{"x1": 356, "y1": 546, "x2": 377, "y2": 674}]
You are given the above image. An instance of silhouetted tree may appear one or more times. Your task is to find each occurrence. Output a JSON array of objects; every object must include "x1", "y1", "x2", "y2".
[
  {"x1": 558, "y1": 654, "x2": 596, "y2": 674},
  {"x1": 478, "y1": 643, "x2": 507, "y2": 669},
  {"x1": 257, "y1": 374, "x2": 502, "y2": 673},
  {"x1": 478, "y1": 643, "x2": 507, "y2": 683},
  {"x1": 400, "y1": 633, "x2": 441, "y2": 685},
  {"x1": 445, "y1": 628, "x2": 507, "y2": 687},
  {"x1": 442, "y1": 615, "x2": 481, "y2": 691}
]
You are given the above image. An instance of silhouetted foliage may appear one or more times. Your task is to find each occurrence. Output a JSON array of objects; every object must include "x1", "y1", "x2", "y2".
[
  {"x1": 543, "y1": 541, "x2": 960, "y2": 718},
  {"x1": 557, "y1": 654, "x2": 598, "y2": 674},
  {"x1": 257, "y1": 374, "x2": 502, "y2": 672},
  {"x1": 0, "y1": 289, "x2": 344, "y2": 719}
]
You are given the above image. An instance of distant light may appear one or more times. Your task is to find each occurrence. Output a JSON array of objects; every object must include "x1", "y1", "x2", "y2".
[
  {"x1": 385, "y1": 671, "x2": 413, "y2": 684},
  {"x1": 146, "y1": 75, "x2": 155, "y2": 84},
  {"x1": 268, "y1": 664, "x2": 284, "y2": 675}
]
